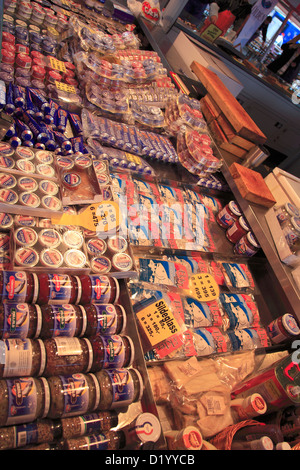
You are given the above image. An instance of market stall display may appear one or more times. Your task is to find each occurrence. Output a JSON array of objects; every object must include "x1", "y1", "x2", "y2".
[{"x1": 0, "y1": 0, "x2": 299, "y2": 452}]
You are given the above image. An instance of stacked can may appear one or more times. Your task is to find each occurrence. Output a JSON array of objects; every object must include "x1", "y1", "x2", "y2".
[{"x1": 216, "y1": 200, "x2": 260, "y2": 256}]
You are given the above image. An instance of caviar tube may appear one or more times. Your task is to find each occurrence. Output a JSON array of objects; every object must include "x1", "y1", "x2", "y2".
[
  {"x1": 15, "y1": 118, "x2": 34, "y2": 141},
  {"x1": 56, "y1": 108, "x2": 68, "y2": 133},
  {"x1": 44, "y1": 126, "x2": 58, "y2": 151},
  {"x1": 35, "y1": 142, "x2": 46, "y2": 150},
  {"x1": 33, "y1": 106, "x2": 44, "y2": 123},
  {"x1": 9, "y1": 136, "x2": 22, "y2": 148},
  {"x1": 68, "y1": 112, "x2": 83, "y2": 135},
  {"x1": 0, "y1": 80, "x2": 6, "y2": 110},
  {"x1": 5, "y1": 82, "x2": 15, "y2": 115},
  {"x1": 70, "y1": 136, "x2": 88, "y2": 154},
  {"x1": 28, "y1": 87, "x2": 51, "y2": 115},
  {"x1": 22, "y1": 140, "x2": 34, "y2": 148},
  {"x1": 13, "y1": 84, "x2": 26, "y2": 108},
  {"x1": 5, "y1": 122, "x2": 16, "y2": 138},
  {"x1": 53, "y1": 130, "x2": 72, "y2": 152},
  {"x1": 44, "y1": 99, "x2": 60, "y2": 126},
  {"x1": 22, "y1": 111, "x2": 49, "y2": 144},
  {"x1": 24, "y1": 88, "x2": 36, "y2": 117}
]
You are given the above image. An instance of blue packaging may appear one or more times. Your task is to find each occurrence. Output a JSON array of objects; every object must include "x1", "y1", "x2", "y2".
[
  {"x1": 5, "y1": 82, "x2": 15, "y2": 115},
  {"x1": 28, "y1": 88, "x2": 51, "y2": 114}
]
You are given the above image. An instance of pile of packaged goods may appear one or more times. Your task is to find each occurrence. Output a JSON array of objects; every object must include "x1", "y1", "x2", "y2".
[{"x1": 0, "y1": 0, "x2": 298, "y2": 453}]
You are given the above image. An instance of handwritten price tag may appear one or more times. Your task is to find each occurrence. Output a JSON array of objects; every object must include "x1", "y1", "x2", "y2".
[
  {"x1": 189, "y1": 273, "x2": 219, "y2": 302},
  {"x1": 136, "y1": 298, "x2": 181, "y2": 347},
  {"x1": 51, "y1": 201, "x2": 121, "y2": 233},
  {"x1": 55, "y1": 81, "x2": 76, "y2": 94},
  {"x1": 49, "y1": 58, "x2": 67, "y2": 73}
]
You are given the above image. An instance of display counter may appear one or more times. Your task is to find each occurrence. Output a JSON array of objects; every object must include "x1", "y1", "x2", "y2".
[{"x1": 138, "y1": 17, "x2": 300, "y2": 174}]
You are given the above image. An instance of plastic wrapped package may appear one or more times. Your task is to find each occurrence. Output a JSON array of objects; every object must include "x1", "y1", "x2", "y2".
[{"x1": 165, "y1": 95, "x2": 206, "y2": 136}]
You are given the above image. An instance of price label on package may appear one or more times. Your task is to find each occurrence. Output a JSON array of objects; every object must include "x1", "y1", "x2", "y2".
[
  {"x1": 189, "y1": 273, "x2": 219, "y2": 302},
  {"x1": 136, "y1": 298, "x2": 181, "y2": 347},
  {"x1": 51, "y1": 201, "x2": 121, "y2": 233},
  {"x1": 55, "y1": 81, "x2": 76, "y2": 94},
  {"x1": 49, "y1": 58, "x2": 67, "y2": 73}
]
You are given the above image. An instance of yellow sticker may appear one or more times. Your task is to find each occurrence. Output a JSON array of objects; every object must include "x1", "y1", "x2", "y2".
[
  {"x1": 200, "y1": 24, "x2": 223, "y2": 42},
  {"x1": 189, "y1": 273, "x2": 219, "y2": 302},
  {"x1": 136, "y1": 298, "x2": 181, "y2": 347},
  {"x1": 55, "y1": 81, "x2": 76, "y2": 94},
  {"x1": 51, "y1": 201, "x2": 121, "y2": 233},
  {"x1": 49, "y1": 57, "x2": 67, "y2": 73}
]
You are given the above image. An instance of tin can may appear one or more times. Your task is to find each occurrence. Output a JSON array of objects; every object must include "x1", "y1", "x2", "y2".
[{"x1": 267, "y1": 314, "x2": 300, "y2": 344}]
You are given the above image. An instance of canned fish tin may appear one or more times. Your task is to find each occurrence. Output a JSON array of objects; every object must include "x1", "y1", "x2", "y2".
[
  {"x1": 40, "y1": 248, "x2": 64, "y2": 268},
  {"x1": 14, "y1": 227, "x2": 38, "y2": 247},
  {"x1": 15, "y1": 246, "x2": 39, "y2": 267},
  {"x1": 18, "y1": 176, "x2": 38, "y2": 192},
  {"x1": 86, "y1": 238, "x2": 107, "y2": 257},
  {"x1": 112, "y1": 253, "x2": 133, "y2": 272},
  {"x1": 216, "y1": 201, "x2": 242, "y2": 228},
  {"x1": 39, "y1": 228, "x2": 61, "y2": 248},
  {"x1": 91, "y1": 256, "x2": 111, "y2": 274},
  {"x1": 267, "y1": 314, "x2": 300, "y2": 344},
  {"x1": 0, "y1": 213, "x2": 14, "y2": 229},
  {"x1": 107, "y1": 236, "x2": 128, "y2": 254},
  {"x1": 234, "y1": 231, "x2": 260, "y2": 257},
  {"x1": 0, "y1": 189, "x2": 18, "y2": 205},
  {"x1": 0, "y1": 173, "x2": 17, "y2": 189},
  {"x1": 19, "y1": 192, "x2": 40, "y2": 208}
]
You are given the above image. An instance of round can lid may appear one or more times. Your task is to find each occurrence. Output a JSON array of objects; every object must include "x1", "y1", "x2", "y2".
[
  {"x1": 285, "y1": 202, "x2": 300, "y2": 217},
  {"x1": 56, "y1": 156, "x2": 74, "y2": 170},
  {"x1": 62, "y1": 171, "x2": 81, "y2": 189},
  {"x1": 291, "y1": 217, "x2": 300, "y2": 233},
  {"x1": 282, "y1": 314, "x2": 300, "y2": 336},
  {"x1": 39, "y1": 179, "x2": 59, "y2": 196},
  {"x1": 40, "y1": 248, "x2": 63, "y2": 268},
  {"x1": 86, "y1": 237, "x2": 107, "y2": 256},
  {"x1": 112, "y1": 252, "x2": 133, "y2": 271},
  {"x1": 0, "y1": 155, "x2": 15, "y2": 169},
  {"x1": 0, "y1": 143, "x2": 14, "y2": 157},
  {"x1": 131, "y1": 412, "x2": 161, "y2": 444},
  {"x1": 91, "y1": 256, "x2": 111, "y2": 273},
  {"x1": 64, "y1": 249, "x2": 86, "y2": 268},
  {"x1": 15, "y1": 147, "x2": 35, "y2": 160},
  {"x1": 20, "y1": 191, "x2": 40, "y2": 208},
  {"x1": 63, "y1": 230, "x2": 83, "y2": 249},
  {"x1": 41, "y1": 195, "x2": 62, "y2": 211},
  {"x1": 18, "y1": 176, "x2": 38, "y2": 192},
  {"x1": 14, "y1": 226, "x2": 38, "y2": 247},
  {"x1": 0, "y1": 188, "x2": 18, "y2": 204},
  {"x1": 229, "y1": 200, "x2": 242, "y2": 216},
  {"x1": 107, "y1": 236, "x2": 128, "y2": 253},
  {"x1": 15, "y1": 246, "x2": 39, "y2": 267},
  {"x1": 39, "y1": 228, "x2": 61, "y2": 248},
  {"x1": 16, "y1": 53, "x2": 32, "y2": 68},
  {"x1": 0, "y1": 173, "x2": 17, "y2": 189}
]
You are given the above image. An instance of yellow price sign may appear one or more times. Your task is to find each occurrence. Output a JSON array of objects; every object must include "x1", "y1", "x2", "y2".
[
  {"x1": 189, "y1": 273, "x2": 219, "y2": 302},
  {"x1": 49, "y1": 58, "x2": 67, "y2": 73},
  {"x1": 136, "y1": 298, "x2": 181, "y2": 347},
  {"x1": 200, "y1": 24, "x2": 223, "y2": 43},
  {"x1": 55, "y1": 81, "x2": 76, "y2": 94},
  {"x1": 51, "y1": 201, "x2": 121, "y2": 233}
]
